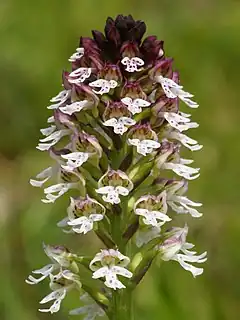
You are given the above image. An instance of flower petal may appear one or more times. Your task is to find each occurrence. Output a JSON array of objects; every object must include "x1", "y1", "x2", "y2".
[
  {"x1": 111, "y1": 266, "x2": 133, "y2": 278},
  {"x1": 92, "y1": 266, "x2": 108, "y2": 279},
  {"x1": 96, "y1": 186, "x2": 115, "y2": 194},
  {"x1": 105, "y1": 273, "x2": 125, "y2": 290},
  {"x1": 69, "y1": 47, "x2": 84, "y2": 62},
  {"x1": 59, "y1": 100, "x2": 88, "y2": 115},
  {"x1": 40, "y1": 289, "x2": 66, "y2": 304},
  {"x1": 89, "y1": 79, "x2": 117, "y2": 95},
  {"x1": 173, "y1": 257, "x2": 204, "y2": 277}
]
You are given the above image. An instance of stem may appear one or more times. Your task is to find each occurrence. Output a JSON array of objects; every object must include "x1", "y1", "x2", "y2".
[
  {"x1": 95, "y1": 229, "x2": 116, "y2": 248},
  {"x1": 108, "y1": 204, "x2": 134, "y2": 319},
  {"x1": 108, "y1": 289, "x2": 134, "y2": 320}
]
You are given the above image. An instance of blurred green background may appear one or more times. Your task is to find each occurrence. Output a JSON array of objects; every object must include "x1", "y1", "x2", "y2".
[{"x1": 1, "y1": 0, "x2": 240, "y2": 319}]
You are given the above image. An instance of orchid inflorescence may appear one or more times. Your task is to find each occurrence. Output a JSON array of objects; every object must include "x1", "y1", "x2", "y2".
[{"x1": 27, "y1": 14, "x2": 207, "y2": 319}]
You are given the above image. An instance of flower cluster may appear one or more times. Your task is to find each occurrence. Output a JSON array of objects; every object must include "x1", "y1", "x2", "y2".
[{"x1": 27, "y1": 14, "x2": 206, "y2": 319}]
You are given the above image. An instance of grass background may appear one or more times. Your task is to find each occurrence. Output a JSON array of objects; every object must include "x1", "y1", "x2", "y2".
[{"x1": 0, "y1": 0, "x2": 240, "y2": 319}]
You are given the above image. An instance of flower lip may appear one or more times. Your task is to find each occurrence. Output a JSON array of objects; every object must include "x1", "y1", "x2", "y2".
[
  {"x1": 68, "y1": 47, "x2": 84, "y2": 62},
  {"x1": 89, "y1": 79, "x2": 118, "y2": 95},
  {"x1": 121, "y1": 97, "x2": 151, "y2": 115},
  {"x1": 134, "y1": 191, "x2": 170, "y2": 227},
  {"x1": 89, "y1": 249, "x2": 133, "y2": 290},
  {"x1": 121, "y1": 56, "x2": 144, "y2": 72},
  {"x1": 68, "y1": 67, "x2": 92, "y2": 84},
  {"x1": 128, "y1": 138, "x2": 160, "y2": 156},
  {"x1": 58, "y1": 196, "x2": 105, "y2": 234},
  {"x1": 103, "y1": 117, "x2": 136, "y2": 135}
]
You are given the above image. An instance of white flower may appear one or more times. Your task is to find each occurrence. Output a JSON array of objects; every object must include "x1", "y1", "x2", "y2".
[
  {"x1": 39, "y1": 270, "x2": 81, "y2": 313},
  {"x1": 180, "y1": 158, "x2": 194, "y2": 165},
  {"x1": 26, "y1": 264, "x2": 57, "y2": 285},
  {"x1": 163, "y1": 162, "x2": 200, "y2": 180},
  {"x1": 178, "y1": 111, "x2": 191, "y2": 118},
  {"x1": 69, "y1": 293, "x2": 105, "y2": 319},
  {"x1": 25, "y1": 244, "x2": 71, "y2": 285},
  {"x1": 37, "y1": 129, "x2": 71, "y2": 151},
  {"x1": 168, "y1": 130, "x2": 203, "y2": 151},
  {"x1": 103, "y1": 117, "x2": 136, "y2": 135},
  {"x1": 61, "y1": 152, "x2": 89, "y2": 171},
  {"x1": 59, "y1": 100, "x2": 89, "y2": 115},
  {"x1": 136, "y1": 225, "x2": 161, "y2": 248},
  {"x1": 121, "y1": 97, "x2": 151, "y2": 115},
  {"x1": 157, "y1": 76, "x2": 199, "y2": 108},
  {"x1": 89, "y1": 79, "x2": 117, "y2": 95},
  {"x1": 134, "y1": 191, "x2": 171, "y2": 227},
  {"x1": 57, "y1": 196, "x2": 105, "y2": 234},
  {"x1": 68, "y1": 68, "x2": 91, "y2": 84},
  {"x1": 163, "y1": 112, "x2": 199, "y2": 132},
  {"x1": 30, "y1": 166, "x2": 53, "y2": 188},
  {"x1": 48, "y1": 90, "x2": 71, "y2": 109},
  {"x1": 96, "y1": 186, "x2": 129, "y2": 204},
  {"x1": 50, "y1": 90, "x2": 70, "y2": 103},
  {"x1": 168, "y1": 194, "x2": 203, "y2": 218},
  {"x1": 171, "y1": 249, "x2": 207, "y2": 277},
  {"x1": 121, "y1": 57, "x2": 144, "y2": 72},
  {"x1": 40, "y1": 125, "x2": 57, "y2": 136},
  {"x1": 42, "y1": 182, "x2": 79, "y2": 204},
  {"x1": 128, "y1": 138, "x2": 160, "y2": 156},
  {"x1": 135, "y1": 208, "x2": 171, "y2": 227},
  {"x1": 90, "y1": 249, "x2": 133, "y2": 290},
  {"x1": 160, "y1": 226, "x2": 207, "y2": 277},
  {"x1": 96, "y1": 169, "x2": 133, "y2": 204},
  {"x1": 47, "y1": 115, "x2": 55, "y2": 123},
  {"x1": 69, "y1": 47, "x2": 84, "y2": 62},
  {"x1": 67, "y1": 214, "x2": 104, "y2": 234},
  {"x1": 30, "y1": 163, "x2": 85, "y2": 204},
  {"x1": 39, "y1": 287, "x2": 67, "y2": 314}
]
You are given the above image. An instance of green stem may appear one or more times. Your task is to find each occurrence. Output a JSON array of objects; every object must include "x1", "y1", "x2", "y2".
[
  {"x1": 108, "y1": 203, "x2": 134, "y2": 319},
  {"x1": 108, "y1": 289, "x2": 134, "y2": 320}
]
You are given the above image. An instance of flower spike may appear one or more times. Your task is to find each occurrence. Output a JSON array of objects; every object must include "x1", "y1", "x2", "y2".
[{"x1": 28, "y1": 14, "x2": 206, "y2": 317}]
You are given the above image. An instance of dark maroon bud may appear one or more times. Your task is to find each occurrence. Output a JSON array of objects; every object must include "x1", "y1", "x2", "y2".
[
  {"x1": 128, "y1": 20, "x2": 146, "y2": 43},
  {"x1": 105, "y1": 17, "x2": 121, "y2": 47},
  {"x1": 92, "y1": 30, "x2": 107, "y2": 49},
  {"x1": 79, "y1": 37, "x2": 103, "y2": 69},
  {"x1": 80, "y1": 37, "x2": 100, "y2": 54},
  {"x1": 141, "y1": 36, "x2": 164, "y2": 64},
  {"x1": 115, "y1": 15, "x2": 146, "y2": 43}
]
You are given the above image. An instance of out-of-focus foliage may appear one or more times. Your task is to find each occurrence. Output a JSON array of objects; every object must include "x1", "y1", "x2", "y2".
[{"x1": 0, "y1": 1, "x2": 240, "y2": 319}]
